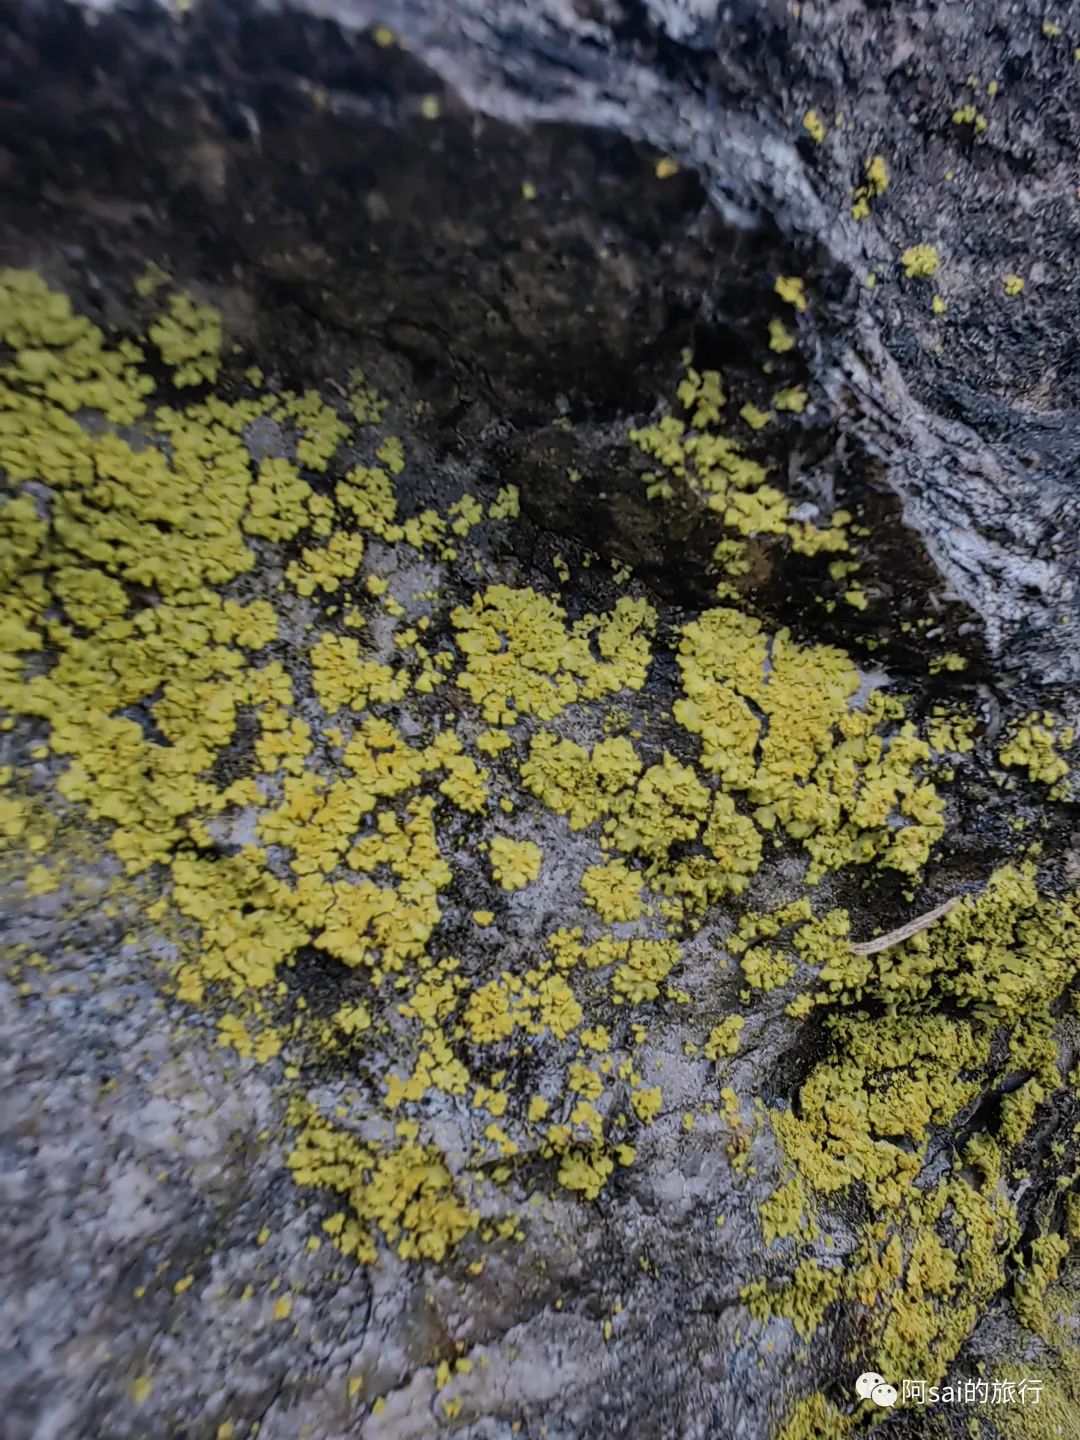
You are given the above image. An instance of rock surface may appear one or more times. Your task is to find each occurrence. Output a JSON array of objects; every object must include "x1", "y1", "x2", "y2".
[{"x1": 1, "y1": 3, "x2": 1079, "y2": 1440}]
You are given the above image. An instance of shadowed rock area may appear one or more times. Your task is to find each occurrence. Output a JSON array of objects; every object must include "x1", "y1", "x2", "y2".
[{"x1": 1, "y1": 2, "x2": 1079, "y2": 1439}]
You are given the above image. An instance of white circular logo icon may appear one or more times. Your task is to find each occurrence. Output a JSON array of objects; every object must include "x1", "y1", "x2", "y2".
[
  {"x1": 855, "y1": 1373, "x2": 898, "y2": 1407},
  {"x1": 856, "y1": 1373, "x2": 897, "y2": 1406}
]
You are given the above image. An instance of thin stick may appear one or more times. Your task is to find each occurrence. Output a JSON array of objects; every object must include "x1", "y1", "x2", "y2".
[{"x1": 849, "y1": 895, "x2": 961, "y2": 955}]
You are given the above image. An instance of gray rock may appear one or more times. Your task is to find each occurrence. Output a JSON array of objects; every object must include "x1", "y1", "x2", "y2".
[{"x1": 1, "y1": 3, "x2": 1079, "y2": 1439}]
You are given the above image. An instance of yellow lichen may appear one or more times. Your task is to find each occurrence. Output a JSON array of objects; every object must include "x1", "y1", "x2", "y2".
[
  {"x1": 774, "y1": 275, "x2": 808, "y2": 311},
  {"x1": 851, "y1": 153, "x2": 889, "y2": 219},
  {"x1": 289, "y1": 1111, "x2": 477, "y2": 1263},
  {"x1": 703, "y1": 1014, "x2": 744, "y2": 1060},
  {"x1": 999, "y1": 713, "x2": 1073, "y2": 792},
  {"x1": 489, "y1": 836, "x2": 543, "y2": 891},
  {"x1": 952, "y1": 103, "x2": 988, "y2": 133},
  {"x1": 631, "y1": 357, "x2": 850, "y2": 594},
  {"x1": 674, "y1": 607, "x2": 943, "y2": 880},
  {"x1": 452, "y1": 587, "x2": 655, "y2": 724},
  {"x1": 902, "y1": 244, "x2": 941, "y2": 279},
  {"x1": 773, "y1": 386, "x2": 808, "y2": 413},
  {"x1": 581, "y1": 860, "x2": 643, "y2": 922},
  {"x1": 148, "y1": 290, "x2": 222, "y2": 387},
  {"x1": 2, "y1": 262, "x2": 1074, "y2": 1357}
]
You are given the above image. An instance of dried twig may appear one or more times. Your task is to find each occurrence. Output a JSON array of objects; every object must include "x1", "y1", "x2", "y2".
[{"x1": 849, "y1": 895, "x2": 961, "y2": 956}]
